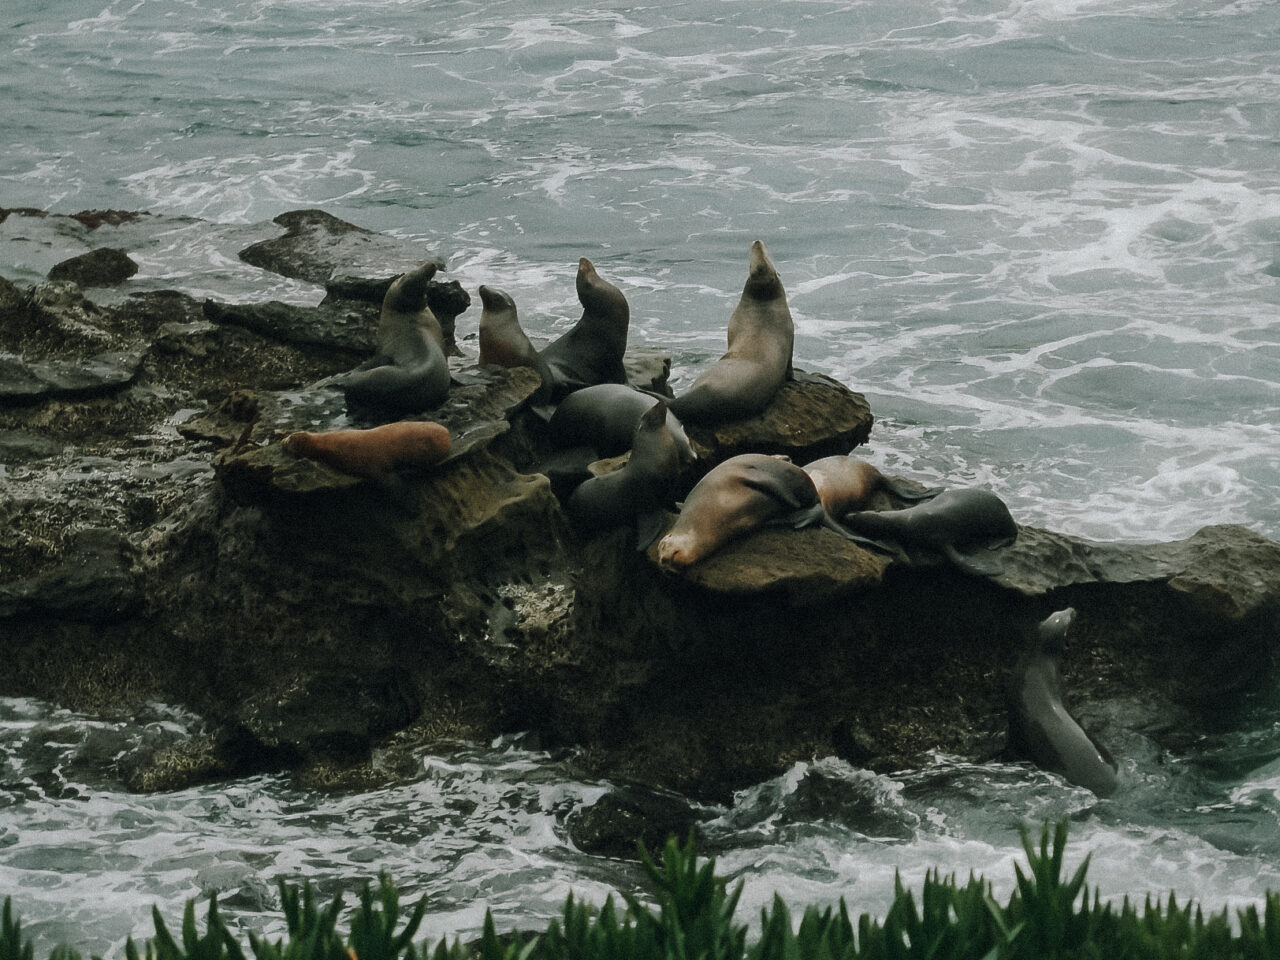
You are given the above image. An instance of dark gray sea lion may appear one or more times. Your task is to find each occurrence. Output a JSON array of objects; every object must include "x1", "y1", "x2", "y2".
[
  {"x1": 838, "y1": 488, "x2": 1017, "y2": 576},
  {"x1": 1007, "y1": 608, "x2": 1119, "y2": 797},
  {"x1": 803, "y1": 455, "x2": 940, "y2": 516},
  {"x1": 566, "y1": 401, "x2": 685, "y2": 548},
  {"x1": 667, "y1": 241, "x2": 793, "y2": 425},
  {"x1": 477, "y1": 284, "x2": 552, "y2": 402},
  {"x1": 656, "y1": 453, "x2": 864, "y2": 570},
  {"x1": 548, "y1": 383, "x2": 696, "y2": 467},
  {"x1": 538, "y1": 258, "x2": 629, "y2": 402},
  {"x1": 331, "y1": 261, "x2": 450, "y2": 413}
]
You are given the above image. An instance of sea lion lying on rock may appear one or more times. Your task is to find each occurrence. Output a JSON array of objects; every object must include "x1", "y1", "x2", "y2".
[
  {"x1": 803, "y1": 455, "x2": 940, "y2": 516},
  {"x1": 656, "y1": 453, "x2": 876, "y2": 570},
  {"x1": 839, "y1": 488, "x2": 1018, "y2": 577},
  {"x1": 282, "y1": 420, "x2": 451, "y2": 481}
]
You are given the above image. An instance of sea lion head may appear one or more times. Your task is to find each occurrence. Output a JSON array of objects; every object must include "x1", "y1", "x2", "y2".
[
  {"x1": 1036, "y1": 607, "x2": 1077, "y2": 656},
  {"x1": 744, "y1": 240, "x2": 782, "y2": 297},
  {"x1": 478, "y1": 284, "x2": 517, "y2": 313}
]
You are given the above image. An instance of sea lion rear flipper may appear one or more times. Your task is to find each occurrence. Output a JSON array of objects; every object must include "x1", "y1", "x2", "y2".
[{"x1": 942, "y1": 542, "x2": 1008, "y2": 577}]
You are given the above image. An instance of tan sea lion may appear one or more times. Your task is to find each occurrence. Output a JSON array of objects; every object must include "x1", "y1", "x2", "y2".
[
  {"x1": 282, "y1": 420, "x2": 451, "y2": 480},
  {"x1": 538, "y1": 258, "x2": 630, "y2": 401},
  {"x1": 802, "y1": 455, "x2": 941, "y2": 517},
  {"x1": 656, "y1": 453, "x2": 860, "y2": 570},
  {"x1": 332, "y1": 262, "x2": 450, "y2": 413},
  {"x1": 667, "y1": 240, "x2": 793, "y2": 425},
  {"x1": 566, "y1": 400, "x2": 686, "y2": 548},
  {"x1": 1008, "y1": 607, "x2": 1119, "y2": 797},
  {"x1": 477, "y1": 284, "x2": 552, "y2": 401}
]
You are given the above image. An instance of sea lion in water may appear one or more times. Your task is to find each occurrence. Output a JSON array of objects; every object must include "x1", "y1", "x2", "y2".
[
  {"x1": 656, "y1": 453, "x2": 865, "y2": 570},
  {"x1": 477, "y1": 284, "x2": 552, "y2": 402},
  {"x1": 839, "y1": 488, "x2": 1018, "y2": 576},
  {"x1": 548, "y1": 383, "x2": 697, "y2": 467},
  {"x1": 667, "y1": 241, "x2": 794, "y2": 425},
  {"x1": 282, "y1": 420, "x2": 452, "y2": 481},
  {"x1": 802, "y1": 455, "x2": 940, "y2": 517},
  {"x1": 1007, "y1": 607, "x2": 1118, "y2": 797},
  {"x1": 538, "y1": 258, "x2": 630, "y2": 402},
  {"x1": 566, "y1": 400, "x2": 686, "y2": 547},
  {"x1": 332, "y1": 262, "x2": 451, "y2": 413}
]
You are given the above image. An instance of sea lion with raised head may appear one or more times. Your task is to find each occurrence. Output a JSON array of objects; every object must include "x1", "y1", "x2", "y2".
[
  {"x1": 332, "y1": 262, "x2": 451, "y2": 413},
  {"x1": 839, "y1": 487, "x2": 1018, "y2": 576},
  {"x1": 538, "y1": 258, "x2": 630, "y2": 402},
  {"x1": 667, "y1": 241, "x2": 793, "y2": 425},
  {"x1": 282, "y1": 420, "x2": 451, "y2": 481},
  {"x1": 803, "y1": 455, "x2": 941, "y2": 517},
  {"x1": 548, "y1": 383, "x2": 697, "y2": 467},
  {"x1": 656, "y1": 453, "x2": 868, "y2": 570},
  {"x1": 477, "y1": 284, "x2": 553, "y2": 402},
  {"x1": 566, "y1": 400, "x2": 686, "y2": 548},
  {"x1": 1007, "y1": 607, "x2": 1119, "y2": 797}
]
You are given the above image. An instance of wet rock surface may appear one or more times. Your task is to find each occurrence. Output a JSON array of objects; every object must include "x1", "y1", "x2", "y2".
[{"x1": 2, "y1": 208, "x2": 1278, "y2": 807}]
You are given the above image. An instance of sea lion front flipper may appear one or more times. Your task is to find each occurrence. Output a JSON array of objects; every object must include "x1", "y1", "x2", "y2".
[
  {"x1": 941, "y1": 542, "x2": 1008, "y2": 577},
  {"x1": 880, "y1": 477, "x2": 944, "y2": 502},
  {"x1": 818, "y1": 514, "x2": 902, "y2": 555},
  {"x1": 634, "y1": 510, "x2": 669, "y2": 551},
  {"x1": 739, "y1": 464, "x2": 809, "y2": 510},
  {"x1": 527, "y1": 403, "x2": 557, "y2": 423}
]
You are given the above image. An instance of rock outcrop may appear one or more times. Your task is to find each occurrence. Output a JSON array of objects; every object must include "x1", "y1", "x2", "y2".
[{"x1": 2, "y1": 208, "x2": 1278, "y2": 807}]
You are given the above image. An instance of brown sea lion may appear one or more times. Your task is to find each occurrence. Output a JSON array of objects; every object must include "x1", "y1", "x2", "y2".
[
  {"x1": 667, "y1": 240, "x2": 793, "y2": 425},
  {"x1": 656, "y1": 453, "x2": 860, "y2": 570},
  {"x1": 332, "y1": 262, "x2": 451, "y2": 413},
  {"x1": 566, "y1": 400, "x2": 686, "y2": 548},
  {"x1": 1008, "y1": 607, "x2": 1119, "y2": 797},
  {"x1": 538, "y1": 258, "x2": 630, "y2": 401},
  {"x1": 802, "y1": 455, "x2": 941, "y2": 517},
  {"x1": 477, "y1": 284, "x2": 552, "y2": 401},
  {"x1": 282, "y1": 420, "x2": 451, "y2": 480}
]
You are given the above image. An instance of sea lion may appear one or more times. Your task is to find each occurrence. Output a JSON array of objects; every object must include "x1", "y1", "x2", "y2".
[
  {"x1": 1007, "y1": 608, "x2": 1119, "y2": 797},
  {"x1": 566, "y1": 400, "x2": 685, "y2": 548},
  {"x1": 802, "y1": 455, "x2": 940, "y2": 517},
  {"x1": 477, "y1": 284, "x2": 553, "y2": 402},
  {"x1": 282, "y1": 420, "x2": 452, "y2": 481},
  {"x1": 667, "y1": 241, "x2": 794, "y2": 425},
  {"x1": 548, "y1": 383, "x2": 697, "y2": 467},
  {"x1": 331, "y1": 262, "x2": 451, "y2": 413},
  {"x1": 538, "y1": 258, "x2": 630, "y2": 401},
  {"x1": 656, "y1": 453, "x2": 862, "y2": 570},
  {"x1": 839, "y1": 488, "x2": 1018, "y2": 576}
]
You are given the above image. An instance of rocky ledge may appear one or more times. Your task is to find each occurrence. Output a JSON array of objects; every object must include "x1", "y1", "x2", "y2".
[{"x1": 2, "y1": 208, "x2": 1278, "y2": 821}]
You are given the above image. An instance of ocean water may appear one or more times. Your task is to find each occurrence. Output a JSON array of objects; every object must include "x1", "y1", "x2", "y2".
[{"x1": 3, "y1": 0, "x2": 1280, "y2": 954}]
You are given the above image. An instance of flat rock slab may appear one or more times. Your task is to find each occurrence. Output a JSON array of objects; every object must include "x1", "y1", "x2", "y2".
[
  {"x1": 0, "y1": 348, "x2": 146, "y2": 402},
  {"x1": 996, "y1": 523, "x2": 1280, "y2": 621},
  {"x1": 682, "y1": 370, "x2": 873, "y2": 469},
  {"x1": 203, "y1": 298, "x2": 378, "y2": 354},
  {"x1": 239, "y1": 209, "x2": 444, "y2": 285}
]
